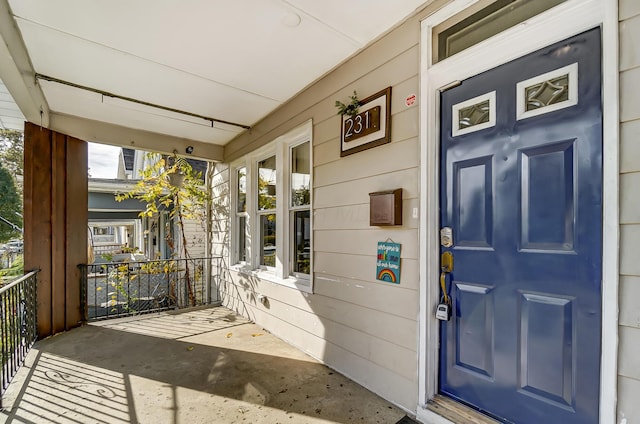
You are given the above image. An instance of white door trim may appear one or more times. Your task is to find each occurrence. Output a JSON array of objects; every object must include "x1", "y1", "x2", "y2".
[{"x1": 417, "y1": 0, "x2": 619, "y2": 423}]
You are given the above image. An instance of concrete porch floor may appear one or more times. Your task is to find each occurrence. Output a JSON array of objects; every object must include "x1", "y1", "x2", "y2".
[{"x1": 0, "y1": 306, "x2": 408, "y2": 424}]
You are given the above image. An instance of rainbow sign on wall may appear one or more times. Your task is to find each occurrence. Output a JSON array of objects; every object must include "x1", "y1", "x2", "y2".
[{"x1": 376, "y1": 241, "x2": 401, "y2": 284}]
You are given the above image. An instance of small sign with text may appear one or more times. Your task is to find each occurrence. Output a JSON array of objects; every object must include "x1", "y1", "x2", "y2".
[{"x1": 376, "y1": 241, "x2": 401, "y2": 284}]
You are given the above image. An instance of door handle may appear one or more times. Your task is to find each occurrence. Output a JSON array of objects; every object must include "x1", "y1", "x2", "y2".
[
  {"x1": 436, "y1": 251, "x2": 454, "y2": 321},
  {"x1": 440, "y1": 271, "x2": 450, "y2": 304},
  {"x1": 440, "y1": 251, "x2": 453, "y2": 304},
  {"x1": 441, "y1": 251, "x2": 453, "y2": 273}
]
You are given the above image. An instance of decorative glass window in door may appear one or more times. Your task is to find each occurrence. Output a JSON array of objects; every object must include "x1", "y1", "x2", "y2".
[
  {"x1": 452, "y1": 91, "x2": 496, "y2": 136},
  {"x1": 516, "y1": 63, "x2": 578, "y2": 120}
]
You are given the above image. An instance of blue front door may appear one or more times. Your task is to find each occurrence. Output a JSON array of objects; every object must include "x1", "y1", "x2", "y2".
[{"x1": 439, "y1": 28, "x2": 602, "y2": 424}]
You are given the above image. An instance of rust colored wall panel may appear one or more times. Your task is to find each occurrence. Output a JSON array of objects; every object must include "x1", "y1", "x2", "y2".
[
  {"x1": 51, "y1": 132, "x2": 67, "y2": 335},
  {"x1": 65, "y1": 137, "x2": 87, "y2": 328},
  {"x1": 24, "y1": 123, "x2": 53, "y2": 337},
  {"x1": 23, "y1": 122, "x2": 87, "y2": 338}
]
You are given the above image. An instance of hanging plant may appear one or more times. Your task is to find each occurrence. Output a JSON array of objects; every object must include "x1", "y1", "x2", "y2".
[{"x1": 335, "y1": 90, "x2": 360, "y2": 117}]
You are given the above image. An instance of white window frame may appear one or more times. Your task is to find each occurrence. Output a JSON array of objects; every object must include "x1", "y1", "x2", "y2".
[
  {"x1": 232, "y1": 166, "x2": 249, "y2": 266},
  {"x1": 230, "y1": 120, "x2": 313, "y2": 293},
  {"x1": 288, "y1": 139, "x2": 312, "y2": 281},
  {"x1": 255, "y1": 152, "x2": 278, "y2": 272}
]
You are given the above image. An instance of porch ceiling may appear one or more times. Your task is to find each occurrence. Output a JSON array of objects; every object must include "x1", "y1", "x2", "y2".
[{"x1": 0, "y1": 0, "x2": 428, "y2": 159}]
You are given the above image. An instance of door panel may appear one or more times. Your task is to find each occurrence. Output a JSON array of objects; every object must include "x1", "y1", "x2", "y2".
[
  {"x1": 439, "y1": 28, "x2": 602, "y2": 424},
  {"x1": 454, "y1": 157, "x2": 494, "y2": 248},
  {"x1": 519, "y1": 293, "x2": 574, "y2": 407},
  {"x1": 455, "y1": 282, "x2": 495, "y2": 377},
  {"x1": 520, "y1": 140, "x2": 575, "y2": 250}
]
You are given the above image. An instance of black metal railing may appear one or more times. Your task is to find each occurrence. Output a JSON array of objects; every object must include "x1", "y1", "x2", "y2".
[
  {"x1": 80, "y1": 257, "x2": 222, "y2": 321},
  {"x1": 0, "y1": 270, "x2": 38, "y2": 409}
]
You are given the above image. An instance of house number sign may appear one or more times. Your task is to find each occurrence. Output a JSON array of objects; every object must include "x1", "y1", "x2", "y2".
[
  {"x1": 343, "y1": 106, "x2": 381, "y2": 143},
  {"x1": 340, "y1": 87, "x2": 391, "y2": 157}
]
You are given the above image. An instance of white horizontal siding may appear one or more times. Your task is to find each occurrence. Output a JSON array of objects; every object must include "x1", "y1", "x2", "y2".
[
  {"x1": 620, "y1": 173, "x2": 640, "y2": 222},
  {"x1": 313, "y1": 274, "x2": 419, "y2": 321},
  {"x1": 220, "y1": 271, "x2": 418, "y2": 395},
  {"x1": 620, "y1": 226, "x2": 640, "y2": 276},
  {"x1": 221, "y1": 290, "x2": 418, "y2": 408},
  {"x1": 181, "y1": 218, "x2": 206, "y2": 257},
  {"x1": 313, "y1": 204, "x2": 370, "y2": 230},
  {"x1": 620, "y1": 14, "x2": 640, "y2": 71},
  {"x1": 620, "y1": 0, "x2": 640, "y2": 21},
  {"x1": 314, "y1": 167, "x2": 419, "y2": 208},
  {"x1": 618, "y1": 326, "x2": 640, "y2": 380},
  {"x1": 618, "y1": 4, "x2": 640, "y2": 422},
  {"x1": 216, "y1": 8, "x2": 425, "y2": 413},
  {"x1": 620, "y1": 121, "x2": 640, "y2": 173},
  {"x1": 315, "y1": 252, "x2": 420, "y2": 292},
  {"x1": 620, "y1": 66, "x2": 640, "y2": 122},
  {"x1": 619, "y1": 276, "x2": 640, "y2": 329},
  {"x1": 314, "y1": 229, "x2": 418, "y2": 259},
  {"x1": 618, "y1": 376, "x2": 640, "y2": 422},
  {"x1": 314, "y1": 137, "x2": 419, "y2": 188},
  {"x1": 210, "y1": 163, "x2": 230, "y2": 257},
  {"x1": 223, "y1": 269, "x2": 417, "y2": 352}
]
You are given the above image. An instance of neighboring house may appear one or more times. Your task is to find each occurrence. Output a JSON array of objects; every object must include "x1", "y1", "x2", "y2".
[
  {"x1": 207, "y1": 2, "x2": 637, "y2": 424},
  {"x1": 88, "y1": 177, "x2": 168, "y2": 260},
  {"x1": 88, "y1": 148, "x2": 210, "y2": 261}
]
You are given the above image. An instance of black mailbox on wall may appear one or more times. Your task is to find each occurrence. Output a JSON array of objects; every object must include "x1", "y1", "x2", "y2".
[{"x1": 369, "y1": 188, "x2": 402, "y2": 226}]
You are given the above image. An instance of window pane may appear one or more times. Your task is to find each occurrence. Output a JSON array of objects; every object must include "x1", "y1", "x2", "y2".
[
  {"x1": 433, "y1": 0, "x2": 566, "y2": 63},
  {"x1": 291, "y1": 142, "x2": 310, "y2": 207},
  {"x1": 459, "y1": 100, "x2": 490, "y2": 128},
  {"x1": 292, "y1": 210, "x2": 311, "y2": 275},
  {"x1": 258, "y1": 156, "x2": 276, "y2": 210},
  {"x1": 525, "y1": 75, "x2": 569, "y2": 112},
  {"x1": 237, "y1": 215, "x2": 247, "y2": 262},
  {"x1": 260, "y1": 214, "x2": 276, "y2": 267},
  {"x1": 516, "y1": 63, "x2": 577, "y2": 120},
  {"x1": 452, "y1": 91, "x2": 496, "y2": 137},
  {"x1": 237, "y1": 167, "x2": 246, "y2": 213}
]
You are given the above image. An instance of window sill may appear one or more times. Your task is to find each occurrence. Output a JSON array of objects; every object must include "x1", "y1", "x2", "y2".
[{"x1": 229, "y1": 265, "x2": 312, "y2": 294}]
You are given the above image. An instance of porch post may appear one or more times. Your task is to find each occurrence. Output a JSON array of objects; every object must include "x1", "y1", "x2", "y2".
[{"x1": 23, "y1": 122, "x2": 88, "y2": 338}]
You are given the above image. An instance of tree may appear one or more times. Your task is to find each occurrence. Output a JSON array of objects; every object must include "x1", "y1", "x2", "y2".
[
  {"x1": 0, "y1": 130, "x2": 24, "y2": 192},
  {"x1": 0, "y1": 164, "x2": 22, "y2": 242},
  {"x1": 116, "y1": 152, "x2": 210, "y2": 306}
]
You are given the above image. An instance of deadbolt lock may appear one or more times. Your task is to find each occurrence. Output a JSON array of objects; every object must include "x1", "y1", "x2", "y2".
[{"x1": 440, "y1": 227, "x2": 453, "y2": 247}]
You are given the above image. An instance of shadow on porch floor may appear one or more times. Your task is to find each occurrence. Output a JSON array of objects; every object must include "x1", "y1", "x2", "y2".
[{"x1": 0, "y1": 306, "x2": 406, "y2": 424}]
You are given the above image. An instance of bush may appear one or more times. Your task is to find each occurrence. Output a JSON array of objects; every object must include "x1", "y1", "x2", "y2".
[{"x1": 0, "y1": 253, "x2": 24, "y2": 284}]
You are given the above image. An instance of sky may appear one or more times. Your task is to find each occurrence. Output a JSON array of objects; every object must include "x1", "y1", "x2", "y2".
[{"x1": 87, "y1": 142, "x2": 121, "y2": 178}]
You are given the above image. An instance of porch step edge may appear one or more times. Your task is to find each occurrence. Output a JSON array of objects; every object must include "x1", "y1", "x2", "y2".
[{"x1": 426, "y1": 395, "x2": 501, "y2": 424}]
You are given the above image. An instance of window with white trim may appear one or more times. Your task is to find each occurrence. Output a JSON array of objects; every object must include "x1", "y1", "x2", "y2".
[
  {"x1": 257, "y1": 155, "x2": 277, "y2": 268},
  {"x1": 234, "y1": 167, "x2": 248, "y2": 264},
  {"x1": 431, "y1": 0, "x2": 567, "y2": 64},
  {"x1": 290, "y1": 141, "x2": 311, "y2": 276},
  {"x1": 230, "y1": 121, "x2": 313, "y2": 292}
]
